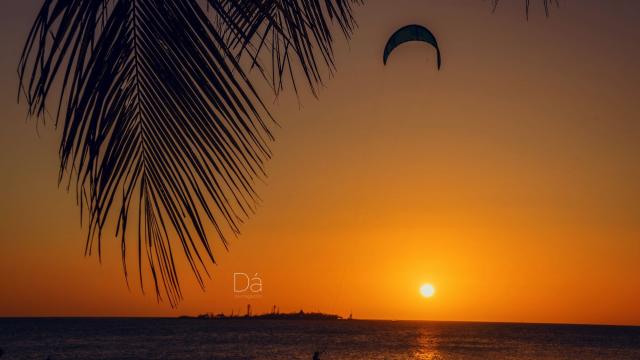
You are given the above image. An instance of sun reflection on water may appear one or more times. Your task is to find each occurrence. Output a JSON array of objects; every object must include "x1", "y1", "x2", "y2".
[{"x1": 413, "y1": 328, "x2": 443, "y2": 360}]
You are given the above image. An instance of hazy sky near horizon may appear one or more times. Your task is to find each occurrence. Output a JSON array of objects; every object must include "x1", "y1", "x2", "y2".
[{"x1": 1, "y1": 1, "x2": 639, "y2": 325}]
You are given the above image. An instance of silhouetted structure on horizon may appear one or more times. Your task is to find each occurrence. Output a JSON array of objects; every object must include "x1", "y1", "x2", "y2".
[{"x1": 180, "y1": 308, "x2": 343, "y2": 321}]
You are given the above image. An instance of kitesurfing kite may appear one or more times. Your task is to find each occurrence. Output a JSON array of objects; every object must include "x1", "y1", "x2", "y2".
[{"x1": 383, "y1": 24, "x2": 442, "y2": 69}]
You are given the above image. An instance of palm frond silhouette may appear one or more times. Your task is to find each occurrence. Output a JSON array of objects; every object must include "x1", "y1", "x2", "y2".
[
  {"x1": 18, "y1": 0, "x2": 359, "y2": 306},
  {"x1": 18, "y1": 0, "x2": 554, "y2": 306}
]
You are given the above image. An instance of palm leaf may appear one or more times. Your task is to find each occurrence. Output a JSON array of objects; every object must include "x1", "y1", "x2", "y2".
[
  {"x1": 19, "y1": 0, "x2": 272, "y2": 306},
  {"x1": 18, "y1": 0, "x2": 359, "y2": 306},
  {"x1": 492, "y1": 0, "x2": 560, "y2": 17},
  {"x1": 212, "y1": 0, "x2": 361, "y2": 95}
]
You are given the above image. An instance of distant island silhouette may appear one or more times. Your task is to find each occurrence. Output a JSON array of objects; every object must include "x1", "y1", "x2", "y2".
[{"x1": 180, "y1": 305, "x2": 351, "y2": 321}]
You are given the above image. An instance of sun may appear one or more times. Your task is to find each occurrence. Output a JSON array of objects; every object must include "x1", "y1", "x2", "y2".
[{"x1": 420, "y1": 284, "x2": 435, "y2": 298}]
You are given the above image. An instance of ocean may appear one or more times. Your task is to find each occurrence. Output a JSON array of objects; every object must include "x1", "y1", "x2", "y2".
[{"x1": 0, "y1": 318, "x2": 639, "y2": 359}]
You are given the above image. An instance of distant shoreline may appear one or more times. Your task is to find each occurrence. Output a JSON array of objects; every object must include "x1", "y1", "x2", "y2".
[{"x1": 179, "y1": 310, "x2": 346, "y2": 321}]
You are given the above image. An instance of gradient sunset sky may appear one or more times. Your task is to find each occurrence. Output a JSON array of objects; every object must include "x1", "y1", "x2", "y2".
[{"x1": 1, "y1": 1, "x2": 639, "y2": 326}]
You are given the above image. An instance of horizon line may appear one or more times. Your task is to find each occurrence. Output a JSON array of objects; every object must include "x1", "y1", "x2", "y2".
[{"x1": 1, "y1": 316, "x2": 638, "y2": 328}]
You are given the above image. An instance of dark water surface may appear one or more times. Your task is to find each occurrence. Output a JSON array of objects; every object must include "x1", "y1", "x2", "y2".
[{"x1": 0, "y1": 318, "x2": 638, "y2": 359}]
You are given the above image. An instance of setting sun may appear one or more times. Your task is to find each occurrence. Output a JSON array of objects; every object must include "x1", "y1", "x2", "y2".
[{"x1": 420, "y1": 284, "x2": 436, "y2": 298}]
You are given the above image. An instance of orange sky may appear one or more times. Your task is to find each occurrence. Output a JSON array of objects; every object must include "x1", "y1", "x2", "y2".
[{"x1": 1, "y1": 1, "x2": 639, "y2": 325}]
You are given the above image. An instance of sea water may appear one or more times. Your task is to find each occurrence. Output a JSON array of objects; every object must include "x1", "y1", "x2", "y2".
[{"x1": 0, "y1": 318, "x2": 639, "y2": 359}]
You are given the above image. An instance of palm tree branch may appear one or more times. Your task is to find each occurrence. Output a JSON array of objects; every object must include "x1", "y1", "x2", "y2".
[{"x1": 19, "y1": 0, "x2": 280, "y2": 306}]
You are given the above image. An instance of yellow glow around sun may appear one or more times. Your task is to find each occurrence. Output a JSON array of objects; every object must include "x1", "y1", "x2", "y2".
[{"x1": 420, "y1": 284, "x2": 435, "y2": 298}]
